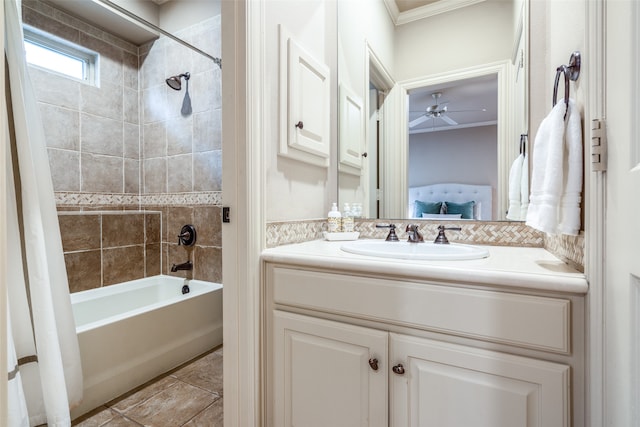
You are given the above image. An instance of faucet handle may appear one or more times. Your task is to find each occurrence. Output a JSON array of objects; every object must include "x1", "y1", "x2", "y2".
[
  {"x1": 434, "y1": 225, "x2": 462, "y2": 244},
  {"x1": 376, "y1": 223, "x2": 399, "y2": 241},
  {"x1": 177, "y1": 224, "x2": 197, "y2": 246}
]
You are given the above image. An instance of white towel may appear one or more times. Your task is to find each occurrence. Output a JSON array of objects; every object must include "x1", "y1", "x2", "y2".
[
  {"x1": 506, "y1": 153, "x2": 524, "y2": 220},
  {"x1": 526, "y1": 98, "x2": 582, "y2": 235}
]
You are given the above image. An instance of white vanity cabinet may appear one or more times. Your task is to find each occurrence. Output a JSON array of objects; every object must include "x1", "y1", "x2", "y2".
[
  {"x1": 389, "y1": 334, "x2": 569, "y2": 427},
  {"x1": 273, "y1": 311, "x2": 388, "y2": 427},
  {"x1": 264, "y1": 257, "x2": 584, "y2": 427}
]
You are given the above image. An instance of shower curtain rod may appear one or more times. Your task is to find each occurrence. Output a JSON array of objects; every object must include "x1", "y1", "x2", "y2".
[{"x1": 97, "y1": 0, "x2": 222, "y2": 69}]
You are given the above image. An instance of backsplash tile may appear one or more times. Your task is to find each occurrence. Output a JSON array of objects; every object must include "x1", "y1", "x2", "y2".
[
  {"x1": 266, "y1": 219, "x2": 325, "y2": 247},
  {"x1": 266, "y1": 219, "x2": 545, "y2": 248},
  {"x1": 266, "y1": 219, "x2": 585, "y2": 270},
  {"x1": 544, "y1": 232, "x2": 585, "y2": 272}
]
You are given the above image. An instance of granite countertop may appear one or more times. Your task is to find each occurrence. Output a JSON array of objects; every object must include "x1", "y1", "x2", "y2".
[{"x1": 261, "y1": 239, "x2": 588, "y2": 294}]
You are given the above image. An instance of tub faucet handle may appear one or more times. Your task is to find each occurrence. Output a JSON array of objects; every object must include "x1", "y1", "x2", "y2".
[{"x1": 177, "y1": 224, "x2": 196, "y2": 246}]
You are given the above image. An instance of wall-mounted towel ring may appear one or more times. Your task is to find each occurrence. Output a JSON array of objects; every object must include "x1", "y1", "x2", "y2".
[
  {"x1": 553, "y1": 51, "x2": 581, "y2": 120},
  {"x1": 519, "y1": 134, "x2": 528, "y2": 155}
]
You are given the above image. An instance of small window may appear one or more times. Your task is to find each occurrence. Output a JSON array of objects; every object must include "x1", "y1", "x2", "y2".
[{"x1": 23, "y1": 25, "x2": 99, "y2": 85}]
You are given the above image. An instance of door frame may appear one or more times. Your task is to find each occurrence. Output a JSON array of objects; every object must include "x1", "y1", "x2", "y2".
[
  {"x1": 221, "y1": 0, "x2": 265, "y2": 426},
  {"x1": 390, "y1": 60, "x2": 512, "y2": 219},
  {"x1": 585, "y1": 0, "x2": 605, "y2": 425}
]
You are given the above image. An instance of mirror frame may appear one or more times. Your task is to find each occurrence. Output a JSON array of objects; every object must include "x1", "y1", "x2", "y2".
[{"x1": 379, "y1": 60, "x2": 516, "y2": 220}]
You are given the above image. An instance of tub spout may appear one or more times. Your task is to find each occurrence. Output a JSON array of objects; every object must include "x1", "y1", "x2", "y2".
[{"x1": 171, "y1": 260, "x2": 192, "y2": 272}]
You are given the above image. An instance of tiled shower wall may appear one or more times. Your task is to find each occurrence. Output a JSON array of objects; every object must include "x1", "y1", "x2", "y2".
[
  {"x1": 140, "y1": 18, "x2": 221, "y2": 194},
  {"x1": 23, "y1": 0, "x2": 141, "y2": 193},
  {"x1": 59, "y1": 208, "x2": 222, "y2": 293},
  {"x1": 59, "y1": 212, "x2": 161, "y2": 293},
  {"x1": 24, "y1": 0, "x2": 222, "y2": 290}
]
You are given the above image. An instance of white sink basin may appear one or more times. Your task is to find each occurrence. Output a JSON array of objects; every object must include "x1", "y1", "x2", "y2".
[{"x1": 340, "y1": 240, "x2": 489, "y2": 261}]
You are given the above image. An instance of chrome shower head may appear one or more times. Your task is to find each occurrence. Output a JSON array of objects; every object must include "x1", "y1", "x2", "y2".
[{"x1": 165, "y1": 72, "x2": 190, "y2": 90}]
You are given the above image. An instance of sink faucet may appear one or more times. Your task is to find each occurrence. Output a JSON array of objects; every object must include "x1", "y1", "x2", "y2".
[
  {"x1": 376, "y1": 223, "x2": 399, "y2": 241},
  {"x1": 171, "y1": 260, "x2": 193, "y2": 272},
  {"x1": 405, "y1": 224, "x2": 424, "y2": 243},
  {"x1": 433, "y1": 225, "x2": 462, "y2": 244}
]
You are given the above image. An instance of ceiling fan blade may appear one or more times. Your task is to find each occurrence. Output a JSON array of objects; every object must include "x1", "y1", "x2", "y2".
[
  {"x1": 447, "y1": 108, "x2": 487, "y2": 113},
  {"x1": 440, "y1": 115, "x2": 458, "y2": 125},
  {"x1": 409, "y1": 114, "x2": 430, "y2": 128}
]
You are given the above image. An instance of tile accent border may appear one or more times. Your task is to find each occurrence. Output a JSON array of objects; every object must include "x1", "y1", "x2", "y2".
[{"x1": 55, "y1": 192, "x2": 222, "y2": 207}]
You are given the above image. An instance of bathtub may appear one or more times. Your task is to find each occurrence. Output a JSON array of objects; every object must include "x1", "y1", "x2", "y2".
[{"x1": 69, "y1": 275, "x2": 223, "y2": 419}]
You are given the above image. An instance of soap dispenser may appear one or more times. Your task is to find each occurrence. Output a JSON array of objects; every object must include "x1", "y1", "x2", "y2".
[
  {"x1": 327, "y1": 202, "x2": 342, "y2": 232},
  {"x1": 342, "y1": 203, "x2": 354, "y2": 232}
]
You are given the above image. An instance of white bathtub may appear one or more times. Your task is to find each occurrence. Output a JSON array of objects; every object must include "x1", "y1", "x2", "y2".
[{"x1": 70, "y1": 275, "x2": 223, "y2": 419}]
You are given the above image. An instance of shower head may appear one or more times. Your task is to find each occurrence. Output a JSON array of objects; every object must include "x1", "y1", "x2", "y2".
[{"x1": 165, "y1": 72, "x2": 190, "y2": 90}]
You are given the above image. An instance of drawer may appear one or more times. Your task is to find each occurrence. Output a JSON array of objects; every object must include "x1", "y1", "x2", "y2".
[{"x1": 269, "y1": 265, "x2": 571, "y2": 353}]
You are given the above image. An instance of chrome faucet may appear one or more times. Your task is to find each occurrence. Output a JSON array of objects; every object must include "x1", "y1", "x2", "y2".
[
  {"x1": 405, "y1": 224, "x2": 424, "y2": 243},
  {"x1": 171, "y1": 260, "x2": 193, "y2": 272}
]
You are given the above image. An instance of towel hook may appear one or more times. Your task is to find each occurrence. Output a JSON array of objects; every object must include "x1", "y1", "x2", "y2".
[{"x1": 553, "y1": 51, "x2": 581, "y2": 120}]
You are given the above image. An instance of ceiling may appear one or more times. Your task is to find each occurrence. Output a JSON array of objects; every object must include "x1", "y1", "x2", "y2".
[{"x1": 408, "y1": 74, "x2": 498, "y2": 133}]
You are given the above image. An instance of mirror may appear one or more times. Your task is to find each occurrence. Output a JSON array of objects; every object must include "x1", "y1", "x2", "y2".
[{"x1": 337, "y1": 0, "x2": 528, "y2": 221}]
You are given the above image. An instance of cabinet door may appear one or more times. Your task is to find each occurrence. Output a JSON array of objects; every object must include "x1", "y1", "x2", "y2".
[
  {"x1": 390, "y1": 333, "x2": 570, "y2": 427},
  {"x1": 273, "y1": 311, "x2": 388, "y2": 427}
]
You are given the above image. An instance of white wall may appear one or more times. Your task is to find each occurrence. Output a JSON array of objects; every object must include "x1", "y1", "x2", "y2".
[
  {"x1": 408, "y1": 126, "x2": 498, "y2": 217},
  {"x1": 159, "y1": 0, "x2": 219, "y2": 33},
  {"x1": 394, "y1": 0, "x2": 514, "y2": 81},
  {"x1": 265, "y1": 0, "x2": 338, "y2": 221},
  {"x1": 529, "y1": 0, "x2": 585, "y2": 139},
  {"x1": 110, "y1": 0, "x2": 159, "y2": 25}
]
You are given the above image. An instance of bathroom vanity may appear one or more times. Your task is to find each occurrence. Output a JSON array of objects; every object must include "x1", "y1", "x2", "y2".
[{"x1": 261, "y1": 240, "x2": 587, "y2": 427}]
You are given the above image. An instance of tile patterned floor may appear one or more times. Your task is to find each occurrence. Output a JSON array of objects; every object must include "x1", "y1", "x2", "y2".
[{"x1": 72, "y1": 346, "x2": 223, "y2": 426}]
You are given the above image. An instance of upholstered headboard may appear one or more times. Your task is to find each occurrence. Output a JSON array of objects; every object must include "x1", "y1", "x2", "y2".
[{"x1": 408, "y1": 183, "x2": 493, "y2": 220}]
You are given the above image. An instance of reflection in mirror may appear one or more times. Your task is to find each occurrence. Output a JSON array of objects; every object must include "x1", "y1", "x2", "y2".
[
  {"x1": 408, "y1": 75, "x2": 498, "y2": 220},
  {"x1": 338, "y1": 0, "x2": 528, "y2": 222}
]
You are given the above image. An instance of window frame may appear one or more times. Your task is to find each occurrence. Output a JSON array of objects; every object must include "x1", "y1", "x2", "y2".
[{"x1": 23, "y1": 25, "x2": 99, "y2": 85}]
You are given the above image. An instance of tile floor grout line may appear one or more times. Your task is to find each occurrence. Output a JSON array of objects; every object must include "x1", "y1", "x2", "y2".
[
  {"x1": 75, "y1": 346, "x2": 223, "y2": 425},
  {"x1": 178, "y1": 399, "x2": 220, "y2": 427}
]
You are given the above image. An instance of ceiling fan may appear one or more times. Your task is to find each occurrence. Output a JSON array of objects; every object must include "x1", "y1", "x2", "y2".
[{"x1": 408, "y1": 92, "x2": 486, "y2": 128}]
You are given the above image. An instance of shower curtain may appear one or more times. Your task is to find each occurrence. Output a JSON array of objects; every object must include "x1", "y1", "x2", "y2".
[{"x1": 4, "y1": 0, "x2": 83, "y2": 425}]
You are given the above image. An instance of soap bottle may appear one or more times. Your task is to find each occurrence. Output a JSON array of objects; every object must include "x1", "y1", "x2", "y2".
[
  {"x1": 342, "y1": 202, "x2": 354, "y2": 232},
  {"x1": 327, "y1": 202, "x2": 342, "y2": 233}
]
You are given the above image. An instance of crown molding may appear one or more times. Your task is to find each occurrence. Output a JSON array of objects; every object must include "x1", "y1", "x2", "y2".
[{"x1": 384, "y1": 0, "x2": 486, "y2": 26}]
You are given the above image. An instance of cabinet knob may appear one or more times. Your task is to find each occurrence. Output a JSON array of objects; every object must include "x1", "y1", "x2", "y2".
[
  {"x1": 368, "y1": 358, "x2": 379, "y2": 371},
  {"x1": 295, "y1": 121, "x2": 304, "y2": 129},
  {"x1": 392, "y1": 364, "x2": 405, "y2": 375}
]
